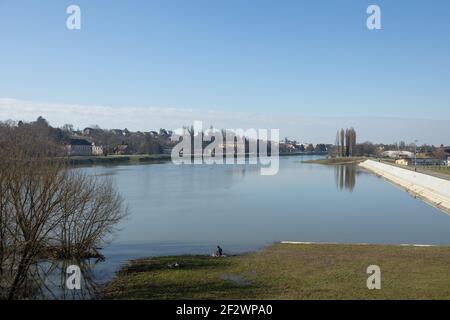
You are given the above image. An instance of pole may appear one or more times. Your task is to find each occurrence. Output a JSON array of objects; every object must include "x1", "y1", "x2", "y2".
[{"x1": 414, "y1": 140, "x2": 418, "y2": 170}]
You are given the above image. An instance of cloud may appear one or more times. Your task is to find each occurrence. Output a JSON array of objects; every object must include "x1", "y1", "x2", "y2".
[{"x1": 0, "y1": 98, "x2": 449, "y2": 145}]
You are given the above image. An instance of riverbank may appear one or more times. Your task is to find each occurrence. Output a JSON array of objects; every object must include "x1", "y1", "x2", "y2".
[
  {"x1": 103, "y1": 242, "x2": 450, "y2": 299},
  {"x1": 359, "y1": 160, "x2": 450, "y2": 214},
  {"x1": 67, "y1": 154, "x2": 171, "y2": 166},
  {"x1": 302, "y1": 157, "x2": 368, "y2": 165},
  {"x1": 67, "y1": 152, "x2": 328, "y2": 166}
]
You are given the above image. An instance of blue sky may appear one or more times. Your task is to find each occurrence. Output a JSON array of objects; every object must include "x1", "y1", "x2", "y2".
[{"x1": 0, "y1": 0, "x2": 449, "y2": 143}]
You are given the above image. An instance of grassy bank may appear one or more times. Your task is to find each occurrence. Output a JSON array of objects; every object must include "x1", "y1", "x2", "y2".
[
  {"x1": 384, "y1": 161, "x2": 450, "y2": 180},
  {"x1": 67, "y1": 154, "x2": 171, "y2": 166},
  {"x1": 302, "y1": 157, "x2": 368, "y2": 165},
  {"x1": 424, "y1": 166, "x2": 450, "y2": 177},
  {"x1": 104, "y1": 243, "x2": 450, "y2": 300}
]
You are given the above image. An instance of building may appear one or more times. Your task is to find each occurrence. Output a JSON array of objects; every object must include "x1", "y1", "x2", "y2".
[
  {"x1": 82, "y1": 127, "x2": 101, "y2": 136},
  {"x1": 302, "y1": 143, "x2": 315, "y2": 152},
  {"x1": 382, "y1": 150, "x2": 414, "y2": 159},
  {"x1": 414, "y1": 158, "x2": 443, "y2": 166},
  {"x1": 395, "y1": 157, "x2": 444, "y2": 166},
  {"x1": 114, "y1": 144, "x2": 130, "y2": 155},
  {"x1": 92, "y1": 143, "x2": 105, "y2": 156},
  {"x1": 395, "y1": 158, "x2": 411, "y2": 166},
  {"x1": 66, "y1": 138, "x2": 92, "y2": 156}
]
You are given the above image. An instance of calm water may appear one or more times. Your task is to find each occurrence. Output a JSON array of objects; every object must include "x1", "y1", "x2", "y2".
[{"x1": 79, "y1": 155, "x2": 450, "y2": 284}]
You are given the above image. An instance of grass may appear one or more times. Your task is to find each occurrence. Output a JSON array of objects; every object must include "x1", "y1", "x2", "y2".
[
  {"x1": 386, "y1": 161, "x2": 450, "y2": 180},
  {"x1": 302, "y1": 157, "x2": 368, "y2": 165},
  {"x1": 103, "y1": 243, "x2": 450, "y2": 300},
  {"x1": 426, "y1": 166, "x2": 450, "y2": 176}
]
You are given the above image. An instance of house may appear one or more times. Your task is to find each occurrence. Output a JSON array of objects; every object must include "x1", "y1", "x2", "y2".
[
  {"x1": 83, "y1": 127, "x2": 101, "y2": 136},
  {"x1": 284, "y1": 143, "x2": 297, "y2": 152},
  {"x1": 92, "y1": 143, "x2": 105, "y2": 156},
  {"x1": 302, "y1": 143, "x2": 315, "y2": 152},
  {"x1": 395, "y1": 158, "x2": 411, "y2": 166},
  {"x1": 66, "y1": 138, "x2": 92, "y2": 156},
  {"x1": 114, "y1": 144, "x2": 130, "y2": 155}
]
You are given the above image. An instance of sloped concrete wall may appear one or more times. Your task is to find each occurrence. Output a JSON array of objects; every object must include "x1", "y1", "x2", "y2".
[{"x1": 359, "y1": 160, "x2": 450, "y2": 214}]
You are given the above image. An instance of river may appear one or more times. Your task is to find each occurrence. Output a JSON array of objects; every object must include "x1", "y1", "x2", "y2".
[{"x1": 34, "y1": 155, "x2": 450, "y2": 298}]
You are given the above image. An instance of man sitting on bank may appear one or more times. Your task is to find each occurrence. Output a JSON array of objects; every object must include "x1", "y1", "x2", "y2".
[{"x1": 214, "y1": 245, "x2": 223, "y2": 257}]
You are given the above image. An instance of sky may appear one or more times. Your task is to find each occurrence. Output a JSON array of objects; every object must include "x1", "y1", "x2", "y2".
[{"x1": 1, "y1": 0, "x2": 449, "y2": 144}]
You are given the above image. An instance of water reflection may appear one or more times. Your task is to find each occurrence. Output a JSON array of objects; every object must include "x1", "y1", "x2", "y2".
[
  {"x1": 334, "y1": 165, "x2": 357, "y2": 192},
  {"x1": 7, "y1": 259, "x2": 104, "y2": 300}
]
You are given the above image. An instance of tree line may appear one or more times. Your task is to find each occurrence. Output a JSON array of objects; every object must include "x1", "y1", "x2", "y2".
[
  {"x1": 0, "y1": 117, "x2": 177, "y2": 156},
  {"x1": 330, "y1": 127, "x2": 449, "y2": 159}
]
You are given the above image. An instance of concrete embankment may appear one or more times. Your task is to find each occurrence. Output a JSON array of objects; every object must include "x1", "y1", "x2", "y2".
[{"x1": 359, "y1": 160, "x2": 450, "y2": 214}]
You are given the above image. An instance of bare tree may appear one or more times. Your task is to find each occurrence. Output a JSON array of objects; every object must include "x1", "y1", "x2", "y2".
[
  {"x1": 433, "y1": 144, "x2": 447, "y2": 161},
  {"x1": 0, "y1": 121, "x2": 127, "y2": 300}
]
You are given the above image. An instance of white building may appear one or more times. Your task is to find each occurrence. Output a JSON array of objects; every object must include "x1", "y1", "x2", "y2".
[
  {"x1": 92, "y1": 143, "x2": 105, "y2": 156},
  {"x1": 382, "y1": 150, "x2": 414, "y2": 159},
  {"x1": 395, "y1": 158, "x2": 411, "y2": 166}
]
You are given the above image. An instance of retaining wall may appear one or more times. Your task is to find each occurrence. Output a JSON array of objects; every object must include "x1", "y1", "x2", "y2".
[{"x1": 359, "y1": 160, "x2": 450, "y2": 214}]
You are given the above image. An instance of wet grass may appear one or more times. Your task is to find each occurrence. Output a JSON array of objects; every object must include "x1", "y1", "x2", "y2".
[{"x1": 103, "y1": 243, "x2": 450, "y2": 300}]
